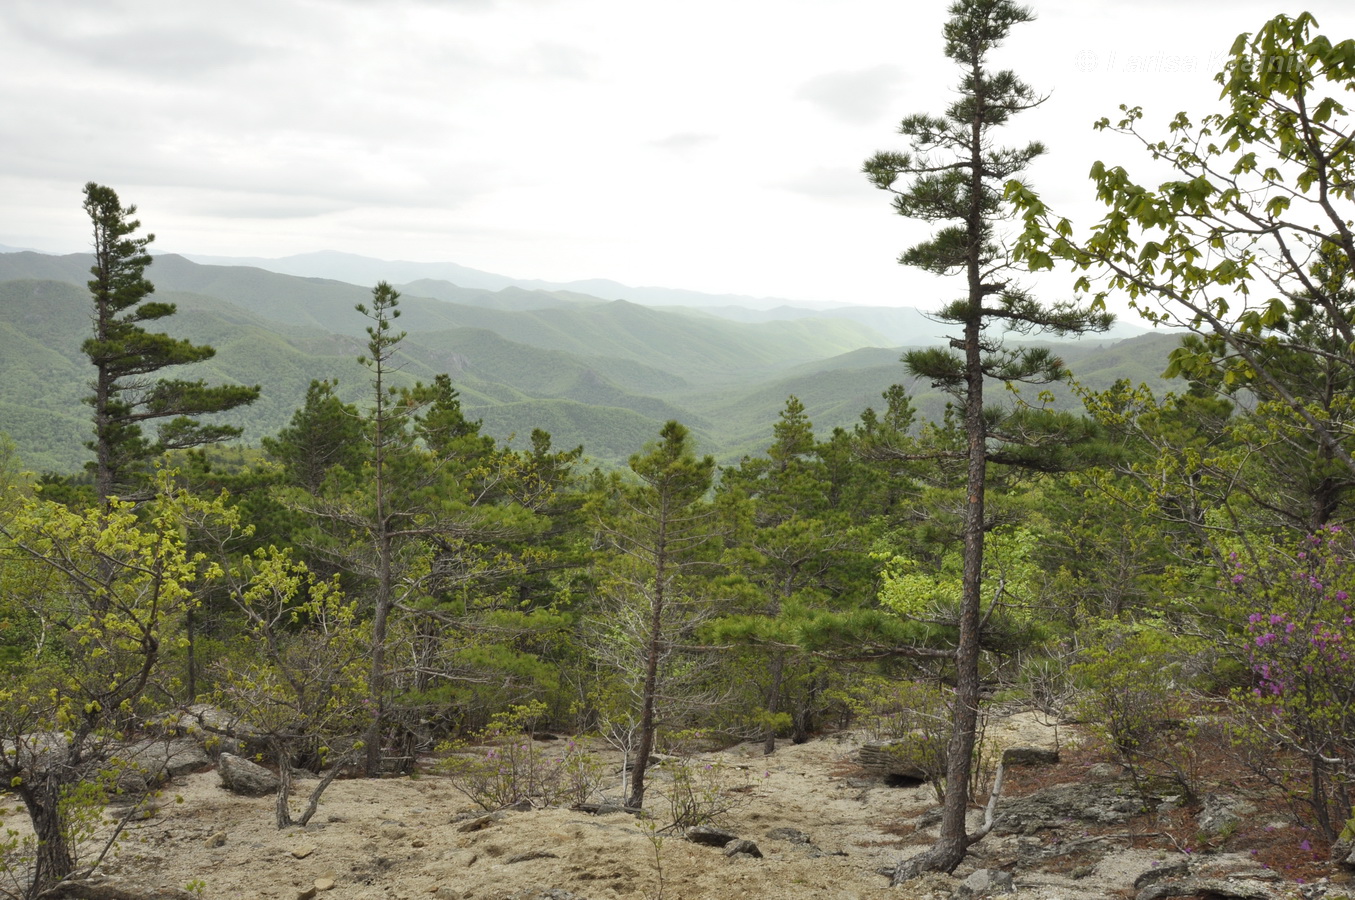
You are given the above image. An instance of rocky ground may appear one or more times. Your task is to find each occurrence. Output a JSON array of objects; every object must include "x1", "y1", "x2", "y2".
[{"x1": 43, "y1": 711, "x2": 1355, "y2": 900}]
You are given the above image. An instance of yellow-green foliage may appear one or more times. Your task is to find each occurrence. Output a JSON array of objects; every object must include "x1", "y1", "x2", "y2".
[
  {"x1": 0, "y1": 475, "x2": 228, "y2": 888},
  {"x1": 214, "y1": 546, "x2": 371, "y2": 759},
  {"x1": 825, "y1": 675, "x2": 950, "y2": 744},
  {"x1": 1071, "y1": 620, "x2": 1215, "y2": 796},
  {"x1": 0, "y1": 477, "x2": 223, "y2": 730},
  {"x1": 877, "y1": 525, "x2": 1052, "y2": 659}
]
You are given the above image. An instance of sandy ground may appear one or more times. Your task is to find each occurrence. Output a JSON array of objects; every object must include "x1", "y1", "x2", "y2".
[{"x1": 74, "y1": 714, "x2": 1299, "y2": 900}]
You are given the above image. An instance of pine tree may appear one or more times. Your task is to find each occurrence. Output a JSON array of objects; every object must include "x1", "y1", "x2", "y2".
[
  {"x1": 862, "y1": 0, "x2": 1109, "y2": 879},
  {"x1": 718, "y1": 397, "x2": 877, "y2": 753},
  {"x1": 262, "y1": 378, "x2": 366, "y2": 493},
  {"x1": 590, "y1": 422, "x2": 720, "y2": 809},
  {"x1": 82, "y1": 182, "x2": 259, "y2": 500}
]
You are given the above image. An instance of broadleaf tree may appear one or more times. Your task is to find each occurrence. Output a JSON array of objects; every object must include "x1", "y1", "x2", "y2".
[
  {"x1": 1009, "y1": 12, "x2": 1355, "y2": 482},
  {"x1": 0, "y1": 481, "x2": 220, "y2": 895},
  {"x1": 861, "y1": 0, "x2": 1111, "y2": 880}
]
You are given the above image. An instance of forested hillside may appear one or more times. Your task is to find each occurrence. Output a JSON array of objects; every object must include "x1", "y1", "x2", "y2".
[{"x1": 0, "y1": 250, "x2": 1173, "y2": 472}]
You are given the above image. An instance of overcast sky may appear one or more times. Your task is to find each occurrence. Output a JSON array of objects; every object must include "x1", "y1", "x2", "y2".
[{"x1": 2, "y1": 0, "x2": 1351, "y2": 310}]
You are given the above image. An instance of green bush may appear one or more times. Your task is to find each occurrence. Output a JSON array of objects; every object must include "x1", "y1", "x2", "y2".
[
  {"x1": 1071, "y1": 621, "x2": 1210, "y2": 796},
  {"x1": 437, "y1": 702, "x2": 605, "y2": 811}
]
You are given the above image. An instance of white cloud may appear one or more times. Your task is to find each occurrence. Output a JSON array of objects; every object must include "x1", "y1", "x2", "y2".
[
  {"x1": 796, "y1": 66, "x2": 906, "y2": 125},
  {"x1": 0, "y1": 0, "x2": 1351, "y2": 310}
]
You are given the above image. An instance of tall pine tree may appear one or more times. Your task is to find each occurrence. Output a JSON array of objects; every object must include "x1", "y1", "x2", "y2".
[
  {"x1": 82, "y1": 182, "x2": 259, "y2": 500},
  {"x1": 862, "y1": 0, "x2": 1109, "y2": 879}
]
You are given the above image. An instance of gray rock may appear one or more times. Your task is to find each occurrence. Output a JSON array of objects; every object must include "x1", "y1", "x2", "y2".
[
  {"x1": 993, "y1": 780, "x2": 1146, "y2": 834},
  {"x1": 1155, "y1": 796, "x2": 1183, "y2": 825},
  {"x1": 858, "y1": 734, "x2": 941, "y2": 781},
  {"x1": 38, "y1": 879, "x2": 198, "y2": 899},
  {"x1": 958, "y1": 868, "x2": 1014, "y2": 896},
  {"x1": 457, "y1": 814, "x2": 495, "y2": 833},
  {"x1": 1197, "y1": 793, "x2": 1258, "y2": 836},
  {"x1": 1001, "y1": 746, "x2": 1059, "y2": 767},
  {"x1": 176, "y1": 704, "x2": 267, "y2": 756},
  {"x1": 1085, "y1": 762, "x2": 1122, "y2": 781},
  {"x1": 685, "y1": 825, "x2": 738, "y2": 847},
  {"x1": 1330, "y1": 837, "x2": 1353, "y2": 865},
  {"x1": 217, "y1": 752, "x2": 280, "y2": 796},
  {"x1": 115, "y1": 737, "x2": 213, "y2": 784},
  {"x1": 1136, "y1": 876, "x2": 1276, "y2": 900},
  {"x1": 1132, "y1": 860, "x2": 1191, "y2": 889},
  {"x1": 723, "y1": 839, "x2": 762, "y2": 859},
  {"x1": 506, "y1": 850, "x2": 559, "y2": 864},
  {"x1": 765, "y1": 827, "x2": 812, "y2": 844}
]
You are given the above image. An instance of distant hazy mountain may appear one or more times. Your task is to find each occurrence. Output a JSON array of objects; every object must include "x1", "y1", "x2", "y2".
[
  {"x1": 182, "y1": 249, "x2": 1152, "y2": 342},
  {"x1": 183, "y1": 250, "x2": 819, "y2": 311},
  {"x1": 0, "y1": 249, "x2": 1179, "y2": 473},
  {"x1": 0, "y1": 253, "x2": 884, "y2": 471}
]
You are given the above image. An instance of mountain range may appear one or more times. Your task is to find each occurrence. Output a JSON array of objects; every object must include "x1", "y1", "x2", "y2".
[{"x1": 0, "y1": 248, "x2": 1178, "y2": 473}]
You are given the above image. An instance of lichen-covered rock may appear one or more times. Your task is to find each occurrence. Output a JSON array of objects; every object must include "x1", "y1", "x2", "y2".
[
  {"x1": 958, "y1": 868, "x2": 1014, "y2": 896},
  {"x1": 1000, "y1": 746, "x2": 1059, "y2": 767},
  {"x1": 1196, "y1": 793, "x2": 1257, "y2": 836},
  {"x1": 1135, "y1": 876, "x2": 1276, "y2": 900},
  {"x1": 685, "y1": 825, "x2": 737, "y2": 847},
  {"x1": 217, "y1": 752, "x2": 279, "y2": 796},
  {"x1": 858, "y1": 733, "x2": 943, "y2": 781},
  {"x1": 765, "y1": 827, "x2": 811, "y2": 844},
  {"x1": 1132, "y1": 860, "x2": 1191, "y2": 889},
  {"x1": 993, "y1": 780, "x2": 1147, "y2": 834},
  {"x1": 114, "y1": 738, "x2": 213, "y2": 790},
  {"x1": 723, "y1": 839, "x2": 762, "y2": 858},
  {"x1": 176, "y1": 704, "x2": 267, "y2": 756}
]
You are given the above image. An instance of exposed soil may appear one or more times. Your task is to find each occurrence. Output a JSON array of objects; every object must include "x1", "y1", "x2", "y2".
[{"x1": 67, "y1": 712, "x2": 1350, "y2": 899}]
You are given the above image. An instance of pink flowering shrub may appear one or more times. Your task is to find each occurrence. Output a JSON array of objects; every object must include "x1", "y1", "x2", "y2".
[{"x1": 1232, "y1": 526, "x2": 1355, "y2": 840}]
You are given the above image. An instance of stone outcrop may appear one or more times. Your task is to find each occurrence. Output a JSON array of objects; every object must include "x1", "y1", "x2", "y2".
[
  {"x1": 993, "y1": 780, "x2": 1148, "y2": 834},
  {"x1": 1135, "y1": 876, "x2": 1277, "y2": 900},
  {"x1": 723, "y1": 839, "x2": 762, "y2": 858},
  {"x1": 684, "y1": 825, "x2": 737, "y2": 847},
  {"x1": 217, "y1": 752, "x2": 280, "y2": 796},
  {"x1": 958, "y1": 868, "x2": 1015, "y2": 896},
  {"x1": 1000, "y1": 746, "x2": 1059, "y2": 767},
  {"x1": 175, "y1": 704, "x2": 268, "y2": 757},
  {"x1": 857, "y1": 735, "x2": 941, "y2": 782}
]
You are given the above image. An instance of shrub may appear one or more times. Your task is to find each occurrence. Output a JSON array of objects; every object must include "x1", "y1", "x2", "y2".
[
  {"x1": 1229, "y1": 527, "x2": 1355, "y2": 839},
  {"x1": 437, "y1": 702, "x2": 605, "y2": 811},
  {"x1": 659, "y1": 759, "x2": 752, "y2": 829},
  {"x1": 1071, "y1": 621, "x2": 1210, "y2": 797}
]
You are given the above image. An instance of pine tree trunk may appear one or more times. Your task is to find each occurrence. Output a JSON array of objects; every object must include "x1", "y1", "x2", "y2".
[
  {"x1": 895, "y1": 48, "x2": 990, "y2": 882},
  {"x1": 628, "y1": 511, "x2": 668, "y2": 810},
  {"x1": 365, "y1": 529, "x2": 392, "y2": 778},
  {"x1": 275, "y1": 755, "x2": 294, "y2": 829},
  {"x1": 763, "y1": 651, "x2": 785, "y2": 755},
  {"x1": 627, "y1": 585, "x2": 664, "y2": 810}
]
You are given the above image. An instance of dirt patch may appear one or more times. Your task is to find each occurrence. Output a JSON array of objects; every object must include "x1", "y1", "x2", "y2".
[{"x1": 60, "y1": 713, "x2": 1334, "y2": 899}]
